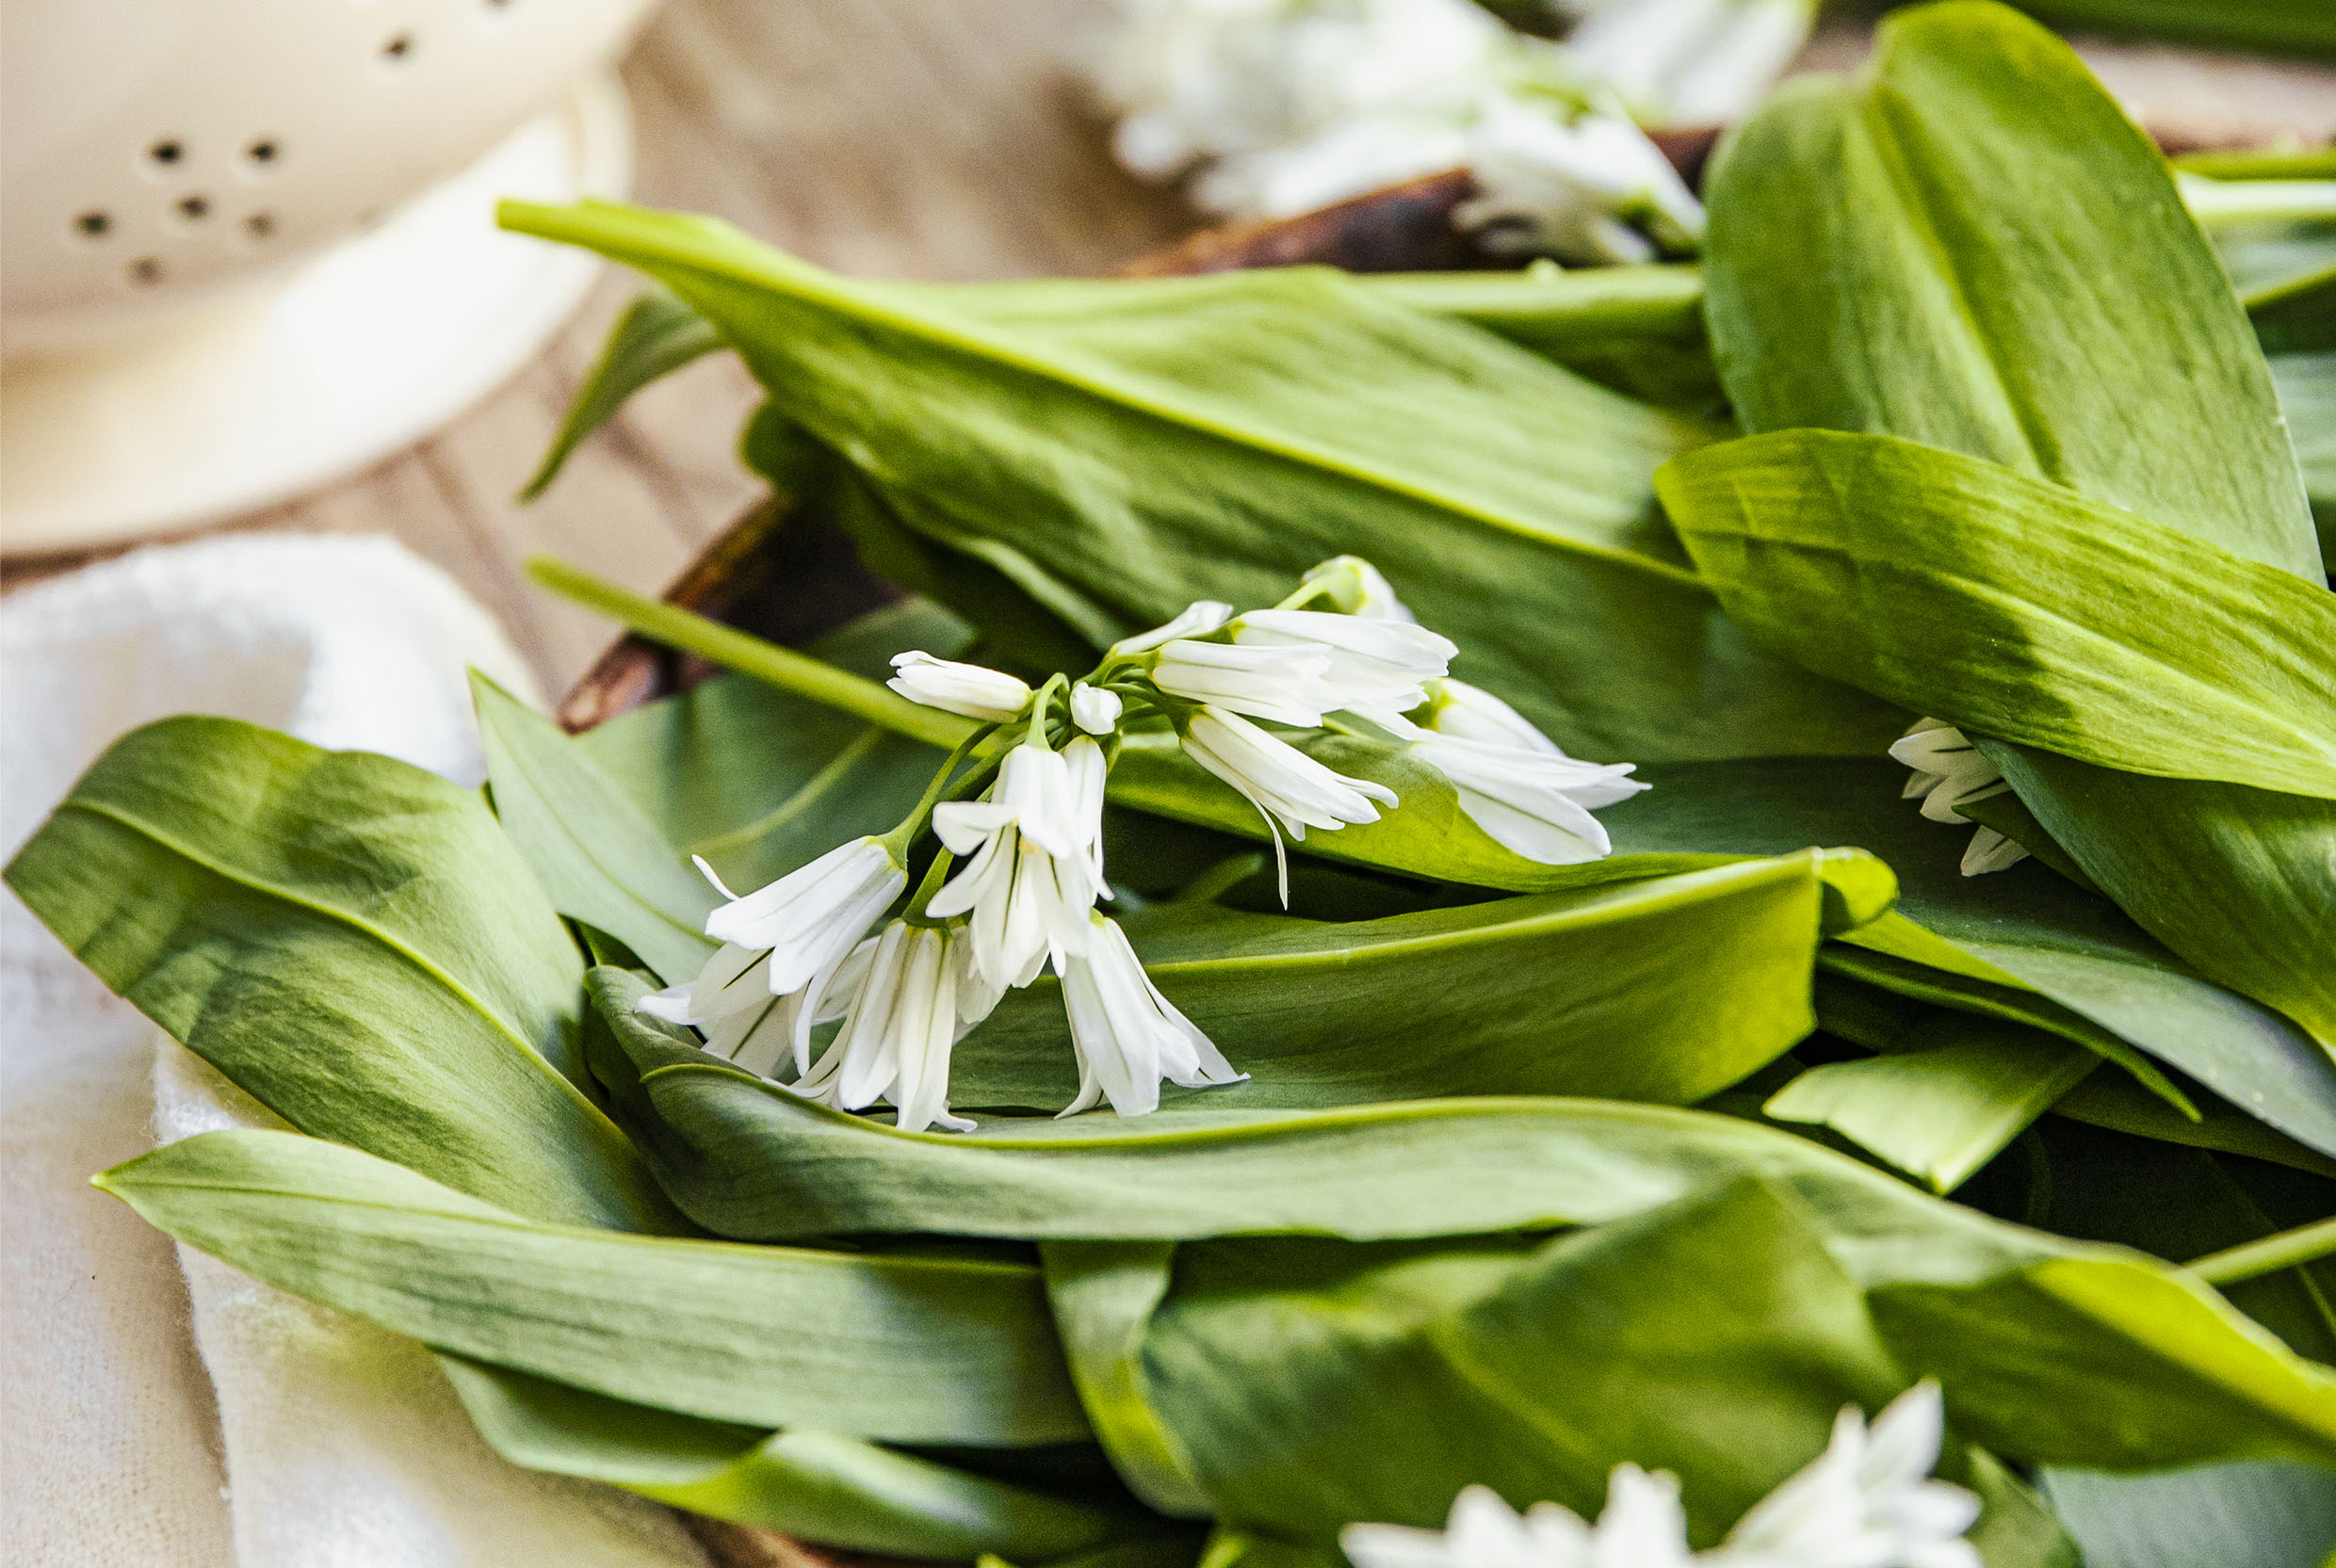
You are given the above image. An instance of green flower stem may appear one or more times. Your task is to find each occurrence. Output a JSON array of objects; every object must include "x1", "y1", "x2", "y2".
[
  {"x1": 527, "y1": 557, "x2": 980, "y2": 750},
  {"x1": 2188, "y1": 1217, "x2": 2336, "y2": 1287},
  {"x1": 883, "y1": 724, "x2": 998, "y2": 864}
]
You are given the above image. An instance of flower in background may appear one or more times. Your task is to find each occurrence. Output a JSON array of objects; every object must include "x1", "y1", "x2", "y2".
[
  {"x1": 1059, "y1": 913, "x2": 1248, "y2": 1116},
  {"x1": 927, "y1": 736, "x2": 1112, "y2": 989},
  {"x1": 1093, "y1": 0, "x2": 1810, "y2": 262},
  {"x1": 1339, "y1": 1382, "x2": 1977, "y2": 1568},
  {"x1": 888, "y1": 651, "x2": 1034, "y2": 723},
  {"x1": 700, "y1": 836, "x2": 906, "y2": 993},
  {"x1": 1889, "y1": 718, "x2": 2030, "y2": 878},
  {"x1": 796, "y1": 921, "x2": 976, "y2": 1133},
  {"x1": 1561, "y1": 0, "x2": 1816, "y2": 127}
]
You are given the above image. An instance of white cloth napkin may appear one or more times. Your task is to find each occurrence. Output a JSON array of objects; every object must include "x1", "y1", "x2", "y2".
[{"x1": 3, "y1": 534, "x2": 706, "y2": 1568}]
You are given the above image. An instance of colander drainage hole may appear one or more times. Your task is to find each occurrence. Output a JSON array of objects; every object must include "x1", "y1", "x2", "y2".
[
  {"x1": 147, "y1": 139, "x2": 185, "y2": 169},
  {"x1": 128, "y1": 257, "x2": 165, "y2": 286},
  {"x1": 246, "y1": 138, "x2": 280, "y2": 169},
  {"x1": 75, "y1": 211, "x2": 112, "y2": 238},
  {"x1": 178, "y1": 195, "x2": 212, "y2": 221},
  {"x1": 381, "y1": 32, "x2": 415, "y2": 61},
  {"x1": 245, "y1": 212, "x2": 279, "y2": 240}
]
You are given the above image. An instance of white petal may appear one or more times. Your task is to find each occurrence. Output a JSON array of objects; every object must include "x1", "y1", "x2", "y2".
[
  {"x1": 1071, "y1": 682, "x2": 1125, "y2": 736},
  {"x1": 886, "y1": 651, "x2": 1033, "y2": 723},
  {"x1": 1110, "y1": 599, "x2": 1233, "y2": 655},
  {"x1": 1301, "y1": 555, "x2": 1417, "y2": 622}
]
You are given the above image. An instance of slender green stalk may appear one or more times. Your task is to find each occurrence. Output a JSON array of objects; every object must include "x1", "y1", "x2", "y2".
[
  {"x1": 527, "y1": 556, "x2": 978, "y2": 750},
  {"x1": 2188, "y1": 1218, "x2": 2336, "y2": 1286}
]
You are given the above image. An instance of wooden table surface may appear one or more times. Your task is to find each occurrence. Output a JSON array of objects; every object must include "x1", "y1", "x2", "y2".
[{"x1": 8, "y1": 0, "x2": 2331, "y2": 700}]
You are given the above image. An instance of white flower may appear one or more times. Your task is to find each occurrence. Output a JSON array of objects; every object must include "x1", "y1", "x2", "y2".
[
  {"x1": 1058, "y1": 913, "x2": 1247, "y2": 1117},
  {"x1": 1562, "y1": 0, "x2": 1815, "y2": 127},
  {"x1": 795, "y1": 921, "x2": 977, "y2": 1134},
  {"x1": 637, "y1": 937, "x2": 875, "y2": 1079},
  {"x1": 1342, "y1": 1471, "x2": 1693, "y2": 1568},
  {"x1": 699, "y1": 839, "x2": 905, "y2": 996},
  {"x1": 1182, "y1": 704, "x2": 1397, "y2": 899},
  {"x1": 1402, "y1": 679, "x2": 1645, "y2": 865},
  {"x1": 1456, "y1": 95, "x2": 1704, "y2": 264},
  {"x1": 1194, "y1": 108, "x2": 1474, "y2": 218},
  {"x1": 1231, "y1": 607, "x2": 1455, "y2": 720},
  {"x1": 1147, "y1": 638, "x2": 1347, "y2": 727},
  {"x1": 1303, "y1": 555, "x2": 1419, "y2": 621},
  {"x1": 1719, "y1": 1382, "x2": 1981, "y2": 1568},
  {"x1": 887, "y1": 651, "x2": 1033, "y2": 724},
  {"x1": 927, "y1": 737, "x2": 1111, "y2": 989},
  {"x1": 1111, "y1": 599, "x2": 1233, "y2": 657},
  {"x1": 1072, "y1": 681, "x2": 1125, "y2": 736},
  {"x1": 1888, "y1": 719, "x2": 2030, "y2": 880}
]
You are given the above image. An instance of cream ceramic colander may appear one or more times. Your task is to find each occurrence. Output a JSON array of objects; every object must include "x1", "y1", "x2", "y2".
[{"x1": 1, "y1": 0, "x2": 662, "y2": 550}]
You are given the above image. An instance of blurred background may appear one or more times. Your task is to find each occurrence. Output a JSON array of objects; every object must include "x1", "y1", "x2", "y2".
[{"x1": 3, "y1": 0, "x2": 2330, "y2": 696}]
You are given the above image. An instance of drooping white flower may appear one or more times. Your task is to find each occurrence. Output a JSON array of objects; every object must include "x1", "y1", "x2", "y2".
[
  {"x1": 1147, "y1": 638, "x2": 1347, "y2": 727},
  {"x1": 1561, "y1": 0, "x2": 1816, "y2": 127},
  {"x1": 637, "y1": 936, "x2": 875, "y2": 1079},
  {"x1": 1181, "y1": 703, "x2": 1397, "y2": 899},
  {"x1": 1456, "y1": 94, "x2": 1703, "y2": 264},
  {"x1": 927, "y1": 736, "x2": 1111, "y2": 989},
  {"x1": 1058, "y1": 913, "x2": 1247, "y2": 1117},
  {"x1": 1111, "y1": 599, "x2": 1234, "y2": 657},
  {"x1": 699, "y1": 838, "x2": 905, "y2": 996},
  {"x1": 1399, "y1": 678, "x2": 1646, "y2": 865},
  {"x1": 1230, "y1": 607, "x2": 1455, "y2": 721},
  {"x1": 1071, "y1": 681, "x2": 1126, "y2": 736},
  {"x1": 1342, "y1": 1470, "x2": 1693, "y2": 1568},
  {"x1": 1719, "y1": 1382, "x2": 1981, "y2": 1568},
  {"x1": 887, "y1": 652, "x2": 1034, "y2": 724},
  {"x1": 1888, "y1": 719, "x2": 2030, "y2": 879},
  {"x1": 795, "y1": 921, "x2": 977, "y2": 1134},
  {"x1": 1303, "y1": 554, "x2": 1419, "y2": 621}
]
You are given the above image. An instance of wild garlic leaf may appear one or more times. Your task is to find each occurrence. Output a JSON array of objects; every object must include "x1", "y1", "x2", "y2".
[
  {"x1": 1659, "y1": 429, "x2": 2336, "y2": 799},
  {"x1": 499, "y1": 198, "x2": 1905, "y2": 764},
  {"x1": 1763, "y1": 1018, "x2": 2101, "y2": 1193},
  {"x1": 97, "y1": 1128, "x2": 1087, "y2": 1446},
  {"x1": 436, "y1": 1356, "x2": 1141, "y2": 1560},
  {"x1": 2, "y1": 716, "x2": 685, "y2": 1234},
  {"x1": 2268, "y1": 350, "x2": 2336, "y2": 561},
  {"x1": 1699, "y1": 0, "x2": 2336, "y2": 1055},
  {"x1": 520, "y1": 284, "x2": 723, "y2": 501},
  {"x1": 473, "y1": 672, "x2": 717, "y2": 988},
  {"x1": 2037, "y1": 1461, "x2": 2336, "y2": 1568}
]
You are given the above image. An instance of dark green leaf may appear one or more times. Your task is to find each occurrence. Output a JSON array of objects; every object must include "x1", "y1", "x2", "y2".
[
  {"x1": 2, "y1": 717, "x2": 683, "y2": 1233},
  {"x1": 2037, "y1": 1462, "x2": 2336, "y2": 1568},
  {"x1": 97, "y1": 1129, "x2": 1087, "y2": 1445}
]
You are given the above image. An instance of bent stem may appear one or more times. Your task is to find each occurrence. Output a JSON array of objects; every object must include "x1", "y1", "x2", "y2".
[{"x1": 528, "y1": 556, "x2": 980, "y2": 750}]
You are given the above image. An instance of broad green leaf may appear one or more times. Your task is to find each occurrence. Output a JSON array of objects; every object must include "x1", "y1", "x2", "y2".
[
  {"x1": 499, "y1": 199, "x2": 1906, "y2": 764},
  {"x1": 1987, "y1": 0, "x2": 2336, "y2": 57},
  {"x1": 1765, "y1": 1021, "x2": 2100, "y2": 1192},
  {"x1": 1700, "y1": 1, "x2": 2335, "y2": 1058},
  {"x1": 473, "y1": 673, "x2": 716, "y2": 987},
  {"x1": 2250, "y1": 266, "x2": 2336, "y2": 356},
  {"x1": 2, "y1": 717, "x2": 684, "y2": 1234},
  {"x1": 521, "y1": 284, "x2": 723, "y2": 500},
  {"x1": 1657, "y1": 429, "x2": 2336, "y2": 800},
  {"x1": 97, "y1": 1129, "x2": 1087, "y2": 1446},
  {"x1": 2037, "y1": 1462, "x2": 2336, "y2": 1568},
  {"x1": 1044, "y1": 1242, "x2": 1212, "y2": 1518},
  {"x1": 953, "y1": 856, "x2": 1831, "y2": 1112},
  {"x1": 1604, "y1": 758, "x2": 2336, "y2": 1159},
  {"x1": 1703, "y1": 5, "x2": 2318, "y2": 579},
  {"x1": 438, "y1": 1357, "x2": 1139, "y2": 1560},
  {"x1": 2052, "y1": 1071, "x2": 2336, "y2": 1180},
  {"x1": 1129, "y1": 1181, "x2": 2085, "y2": 1559}
]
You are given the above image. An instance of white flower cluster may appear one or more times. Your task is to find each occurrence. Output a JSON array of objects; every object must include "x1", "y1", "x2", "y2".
[
  {"x1": 1340, "y1": 1382, "x2": 1980, "y2": 1568},
  {"x1": 1095, "y1": 0, "x2": 1809, "y2": 263},
  {"x1": 1889, "y1": 718, "x2": 2030, "y2": 878},
  {"x1": 642, "y1": 557, "x2": 1642, "y2": 1132}
]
